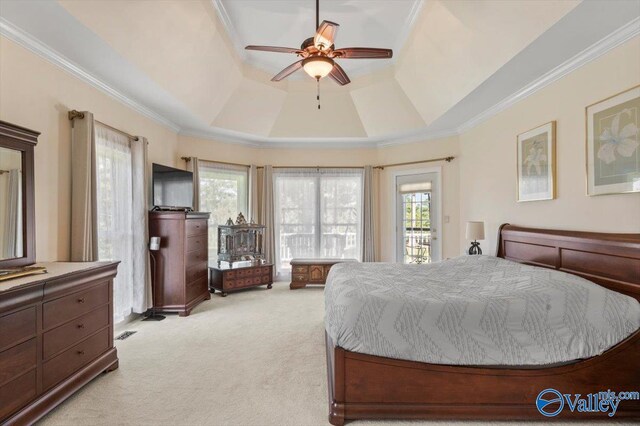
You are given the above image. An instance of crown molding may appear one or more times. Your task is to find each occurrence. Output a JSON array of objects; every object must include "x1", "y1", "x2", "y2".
[
  {"x1": 0, "y1": 18, "x2": 181, "y2": 133},
  {"x1": 179, "y1": 123, "x2": 458, "y2": 149},
  {"x1": 1, "y1": 11, "x2": 638, "y2": 149},
  {"x1": 457, "y1": 16, "x2": 640, "y2": 134},
  {"x1": 210, "y1": 0, "x2": 246, "y2": 62}
]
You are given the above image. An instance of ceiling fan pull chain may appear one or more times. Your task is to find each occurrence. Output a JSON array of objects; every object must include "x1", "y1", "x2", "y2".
[{"x1": 317, "y1": 77, "x2": 321, "y2": 109}]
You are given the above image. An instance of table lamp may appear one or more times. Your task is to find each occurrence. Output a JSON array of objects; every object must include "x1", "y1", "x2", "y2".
[{"x1": 466, "y1": 221, "x2": 485, "y2": 255}]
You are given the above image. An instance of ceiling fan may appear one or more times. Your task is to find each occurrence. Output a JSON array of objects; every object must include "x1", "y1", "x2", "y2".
[{"x1": 245, "y1": 0, "x2": 393, "y2": 89}]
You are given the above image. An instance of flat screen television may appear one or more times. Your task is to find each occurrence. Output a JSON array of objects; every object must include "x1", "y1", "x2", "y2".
[{"x1": 152, "y1": 163, "x2": 193, "y2": 210}]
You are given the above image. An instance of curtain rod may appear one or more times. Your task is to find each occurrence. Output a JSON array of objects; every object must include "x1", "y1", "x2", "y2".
[
  {"x1": 181, "y1": 157, "x2": 249, "y2": 168},
  {"x1": 182, "y1": 156, "x2": 455, "y2": 170},
  {"x1": 68, "y1": 110, "x2": 139, "y2": 141},
  {"x1": 374, "y1": 156, "x2": 454, "y2": 170}
]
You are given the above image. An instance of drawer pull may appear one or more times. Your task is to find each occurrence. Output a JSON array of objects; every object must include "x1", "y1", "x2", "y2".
[
  {"x1": 77, "y1": 323, "x2": 85, "y2": 329},
  {"x1": 77, "y1": 298, "x2": 85, "y2": 304},
  {"x1": 77, "y1": 350, "x2": 85, "y2": 355}
]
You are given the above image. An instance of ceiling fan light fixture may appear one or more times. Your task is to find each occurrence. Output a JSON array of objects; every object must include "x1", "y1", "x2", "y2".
[{"x1": 302, "y1": 56, "x2": 334, "y2": 79}]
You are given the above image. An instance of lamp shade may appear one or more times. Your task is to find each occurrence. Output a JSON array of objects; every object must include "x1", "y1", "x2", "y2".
[
  {"x1": 465, "y1": 221, "x2": 485, "y2": 240},
  {"x1": 302, "y1": 56, "x2": 334, "y2": 79}
]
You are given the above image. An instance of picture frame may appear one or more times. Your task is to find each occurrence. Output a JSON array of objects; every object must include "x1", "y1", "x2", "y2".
[
  {"x1": 586, "y1": 85, "x2": 640, "y2": 196},
  {"x1": 517, "y1": 121, "x2": 556, "y2": 202}
]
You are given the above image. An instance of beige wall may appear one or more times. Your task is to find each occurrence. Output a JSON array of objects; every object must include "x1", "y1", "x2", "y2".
[
  {"x1": 459, "y1": 36, "x2": 640, "y2": 255},
  {"x1": 377, "y1": 138, "x2": 460, "y2": 261},
  {"x1": 0, "y1": 36, "x2": 179, "y2": 262},
  {"x1": 177, "y1": 135, "x2": 460, "y2": 261},
  {"x1": 2, "y1": 32, "x2": 638, "y2": 266}
]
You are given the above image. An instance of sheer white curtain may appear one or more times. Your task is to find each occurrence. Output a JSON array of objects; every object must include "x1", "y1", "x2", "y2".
[
  {"x1": 273, "y1": 168, "x2": 363, "y2": 276},
  {"x1": 96, "y1": 126, "x2": 133, "y2": 322},
  {"x1": 95, "y1": 125, "x2": 152, "y2": 322}
]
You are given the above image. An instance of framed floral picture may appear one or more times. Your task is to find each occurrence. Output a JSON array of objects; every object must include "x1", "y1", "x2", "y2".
[
  {"x1": 517, "y1": 121, "x2": 556, "y2": 202},
  {"x1": 586, "y1": 85, "x2": 640, "y2": 196}
]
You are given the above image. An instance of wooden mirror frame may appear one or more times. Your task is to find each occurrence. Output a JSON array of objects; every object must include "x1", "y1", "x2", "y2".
[{"x1": 0, "y1": 121, "x2": 38, "y2": 268}]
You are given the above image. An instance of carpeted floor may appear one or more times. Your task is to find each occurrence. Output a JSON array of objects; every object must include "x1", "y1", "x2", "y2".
[{"x1": 39, "y1": 283, "x2": 629, "y2": 426}]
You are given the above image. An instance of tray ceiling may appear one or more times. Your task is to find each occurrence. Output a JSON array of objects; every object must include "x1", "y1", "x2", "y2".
[
  {"x1": 214, "y1": 0, "x2": 421, "y2": 77},
  {"x1": 1, "y1": 0, "x2": 638, "y2": 147}
]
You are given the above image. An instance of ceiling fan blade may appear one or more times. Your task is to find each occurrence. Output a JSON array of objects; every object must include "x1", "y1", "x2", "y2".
[
  {"x1": 245, "y1": 45, "x2": 301, "y2": 54},
  {"x1": 271, "y1": 60, "x2": 303, "y2": 82},
  {"x1": 328, "y1": 63, "x2": 350, "y2": 86},
  {"x1": 314, "y1": 20, "x2": 339, "y2": 50},
  {"x1": 333, "y1": 47, "x2": 393, "y2": 59}
]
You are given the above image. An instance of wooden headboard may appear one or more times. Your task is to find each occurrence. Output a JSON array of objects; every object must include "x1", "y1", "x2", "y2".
[{"x1": 496, "y1": 224, "x2": 640, "y2": 301}]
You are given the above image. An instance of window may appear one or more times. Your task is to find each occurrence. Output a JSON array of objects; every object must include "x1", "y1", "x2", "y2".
[
  {"x1": 395, "y1": 171, "x2": 440, "y2": 264},
  {"x1": 95, "y1": 125, "x2": 134, "y2": 322},
  {"x1": 401, "y1": 191, "x2": 431, "y2": 264},
  {"x1": 274, "y1": 168, "x2": 363, "y2": 275},
  {"x1": 197, "y1": 162, "x2": 248, "y2": 262}
]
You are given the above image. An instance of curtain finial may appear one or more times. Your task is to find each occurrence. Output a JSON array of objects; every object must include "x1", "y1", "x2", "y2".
[{"x1": 68, "y1": 110, "x2": 85, "y2": 120}]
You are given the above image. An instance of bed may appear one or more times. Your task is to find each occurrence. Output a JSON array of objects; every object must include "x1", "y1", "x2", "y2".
[{"x1": 324, "y1": 224, "x2": 640, "y2": 424}]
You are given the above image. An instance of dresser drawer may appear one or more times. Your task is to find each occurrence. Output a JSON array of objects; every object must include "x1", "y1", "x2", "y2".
[
  {"x1": 186, "y1": 219, "x2": 208, "y2": 236},
  {"x1": 186, "y1": 248, "x2": 208, "y2": 268},
  {"x1": 43, "y1": 328, "x2": 110, "y2": 391},
  {"x1": 258, "y1": 266, "x2": 272, "y2": 276},
  {"x1": 236, "y1": 266, "x2": 271, "y2": 278},
  {"x1": 235, "y1": 268, "x2": 252, "y2": 277},
  {"x1": 186, "y1": 276, "x2": 207, "y2": 303},
  {"x1": 43, "y1": 283, "x2": 109, "y2": 330},
  {"x1": 186, "y1": 263, "x2": 208, "y2": 284},
  {"x1": 186, "y1": 234, "x2": 207, "y2": 254},
  {"x1": 0, "y1": 338, "x2": 37, "y2": 386},
  {"x1": 43, "y1": 305, "x2": 109, "y2": 360},
  {"x1": 0, "y1": 306, "x2": 36, "y2": 352},
  {"x1": 0, "y1": 369, "x2": 37, "y2": 420},
  {"x1": 237, "y1": 276, "x2": 262, "y2": 288}
]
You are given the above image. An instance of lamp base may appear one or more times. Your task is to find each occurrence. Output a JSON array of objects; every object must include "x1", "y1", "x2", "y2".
[{"x1": 468, "y1": 241, "x2": 482, "y2": 255}]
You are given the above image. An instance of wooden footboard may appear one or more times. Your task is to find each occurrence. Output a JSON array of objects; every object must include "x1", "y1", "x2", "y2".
[{"x1": 326, "y1": 331, "x2": 640, "y2": 425}]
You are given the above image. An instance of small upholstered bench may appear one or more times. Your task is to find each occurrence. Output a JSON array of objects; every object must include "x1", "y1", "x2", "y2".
[{"x1": 289, "y1": 258, "x2": 358, "y2": 289}]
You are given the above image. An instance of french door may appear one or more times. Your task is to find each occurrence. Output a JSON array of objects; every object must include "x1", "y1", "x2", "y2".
[{"x1": 395, "y1": 172, "x2": 440, "y2": 264}]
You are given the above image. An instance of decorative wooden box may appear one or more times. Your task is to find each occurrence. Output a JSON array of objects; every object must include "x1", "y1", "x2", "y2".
[
  {"x1": 209, "y1": 262, "x2": 273, "y2": 297},
  {"x1": 289, "y1": 258, "x2": 358, "y2": 289}
]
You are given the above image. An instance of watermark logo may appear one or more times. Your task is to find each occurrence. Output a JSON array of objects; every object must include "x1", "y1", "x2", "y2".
[
  {"x1": 536, "y1": 388, "x2": 564, "y2": 417},
  {"x1": 535, "y1": 388, "x2": 639, "y2": 418}
]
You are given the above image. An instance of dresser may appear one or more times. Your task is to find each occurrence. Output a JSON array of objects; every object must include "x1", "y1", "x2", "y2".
[
  {"x1": 289, "y1": 258, "x2": 358, "y2": 289},
  {"x1": 148, "y1": 211, "x2": 211, "y2": 316},
  {"x1": 209, "y1": 262, "x2": 273, "y2": 296},
  {"x1": 0, "y1": 261, "x2": 119, "y2": 424}
]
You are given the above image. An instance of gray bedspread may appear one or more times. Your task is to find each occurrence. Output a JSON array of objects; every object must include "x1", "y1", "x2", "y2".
[{"x1": 324, "y1": 255, "x2": 640, "y2": 365}]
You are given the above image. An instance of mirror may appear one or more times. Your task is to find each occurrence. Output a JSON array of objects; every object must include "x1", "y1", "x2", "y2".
[
  {"x1": 0, "y1": 146, "x2": 23, "y2": 260},
  {"x1": 0, "y1": 120, "x2": 38, "y2": 269}
]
